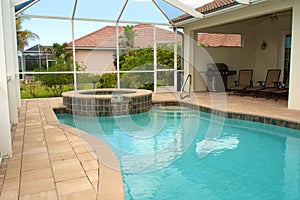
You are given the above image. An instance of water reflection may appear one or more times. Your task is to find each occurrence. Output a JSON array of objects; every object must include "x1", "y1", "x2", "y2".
[{"x1": 196, "y1": 135, "x2": 239, "y2": 157}]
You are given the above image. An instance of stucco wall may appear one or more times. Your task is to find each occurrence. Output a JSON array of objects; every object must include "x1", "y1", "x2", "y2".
[
  {"x1": 197, "y1": 22, "x2": 257, "y2": 88},
  {"x1": 289, "y1": 1, "x2": 300, "y2": 110},
  {"x1": 75, "y1": 49, "x2": 116, "y2": 72},
  {"x1": 254, "y1": 15, "x2": 292, "y2": 81}
]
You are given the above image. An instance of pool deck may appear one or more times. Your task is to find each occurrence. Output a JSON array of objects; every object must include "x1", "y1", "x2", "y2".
[{"x1": 1, "y1": 92, "x2": 300, "y2": 200}]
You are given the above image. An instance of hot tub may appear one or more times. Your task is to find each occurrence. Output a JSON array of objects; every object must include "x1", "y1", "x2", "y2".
[{"x1": 62, "y1": 88, "x2": 152, "y2": 116}]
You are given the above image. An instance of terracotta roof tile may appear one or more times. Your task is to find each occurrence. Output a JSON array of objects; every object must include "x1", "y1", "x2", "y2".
[
  {"x1": 68, "y1": 24, "x2": 181, "y2": 49},
  {"x1": 172, "y1": 0, "x2": 239, "y2": 23},
  {"x1": 67, "y1": 26, "x2": 124, "y2": 48}
]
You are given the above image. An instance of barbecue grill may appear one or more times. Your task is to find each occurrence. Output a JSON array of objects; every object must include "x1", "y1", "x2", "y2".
[{"x1": 206, "y1": 63, "x2": 236, "y2": 92}]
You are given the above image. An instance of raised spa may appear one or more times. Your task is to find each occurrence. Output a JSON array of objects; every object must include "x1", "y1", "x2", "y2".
[{"x1": 62, "y1": 88, "x2": 152, "y2": 116}]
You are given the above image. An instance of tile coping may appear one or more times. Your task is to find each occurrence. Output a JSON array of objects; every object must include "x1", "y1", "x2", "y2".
[
  {"x1": 54, "y1": 101, "x2": 300, "y2": 131},
  {"x1": 43, "y1": 106, "x2": 125, "y2": 200},
  {"x1": 152, "y1": 101, "x2": 300, "y2": 130}
]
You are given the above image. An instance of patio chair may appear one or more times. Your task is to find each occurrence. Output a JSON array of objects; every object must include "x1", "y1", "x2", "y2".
[
  {"x1": 242, "y1": 69, "x2": 281, "y2": 97},
  {"x1": 228, "y1": 69, "x2": 253, "y2": 96},
  {"x1": 266, "y1": 78, "x2": 289, "y2": 101}
]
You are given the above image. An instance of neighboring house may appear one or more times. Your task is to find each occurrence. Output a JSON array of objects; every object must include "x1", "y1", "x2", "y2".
[
  {"x1": 172, "y1": 0, "x2": 300, "y2": 111},
  {"x1": 68, "y1": 24, "x2": 182, "y2": 72},
  {"x1": 21, "y1": 44, "x2": 54, "y2": 72}
]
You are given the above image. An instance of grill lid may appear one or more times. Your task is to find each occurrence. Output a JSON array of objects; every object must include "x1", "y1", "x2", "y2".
[{"x1": 207, "y1": 63, "x2": 228, "y2": 72}]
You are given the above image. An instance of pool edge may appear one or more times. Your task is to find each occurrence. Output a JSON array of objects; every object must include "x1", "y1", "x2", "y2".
[{"x1": 44, "y1": 105, "x2": 125, "y2": 200}]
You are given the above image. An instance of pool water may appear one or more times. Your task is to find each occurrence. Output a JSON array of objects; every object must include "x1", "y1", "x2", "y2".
[{"x1": 57, "y1": 106, "x2": 300, "y2": 200}]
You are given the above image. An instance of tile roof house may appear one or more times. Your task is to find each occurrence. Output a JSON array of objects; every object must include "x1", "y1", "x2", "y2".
[{"x1": 68, "y1": 24, "x2": 181, "y2": 72}]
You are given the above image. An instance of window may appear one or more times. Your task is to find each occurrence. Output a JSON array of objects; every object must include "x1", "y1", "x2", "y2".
[{"x1": 198, "y1": 33, "x2": 242, "y2": 47}]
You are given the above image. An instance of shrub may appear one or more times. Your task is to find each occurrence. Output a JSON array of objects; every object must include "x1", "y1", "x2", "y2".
[{"x1": 98, "y1": 73, "x2": 117, "y2": 88}]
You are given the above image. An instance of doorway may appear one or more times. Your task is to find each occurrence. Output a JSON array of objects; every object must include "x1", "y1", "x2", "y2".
[{"x1": 283, "y1": 34, "x2": 291, "y2": 83}]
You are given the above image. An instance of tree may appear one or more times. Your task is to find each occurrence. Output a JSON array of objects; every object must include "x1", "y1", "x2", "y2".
[
  {"x1": 16, "y1": 15, "x2": 39, "y2": 52},
  {"x1": 114, "y1": 44, "x2": 181, "y2": 90},
  {"x1": 113, "y1": 25, "x2": 137, "y2": 68},
  {"x1": 34, "y1": 43, "x2": 84, "y2": 97},
  {"x1": 118, "y1": 44, "x2": 181, "y2": 71},
  {"x1": 119, "y1": 25, "x2": 136, "y2": 48}
]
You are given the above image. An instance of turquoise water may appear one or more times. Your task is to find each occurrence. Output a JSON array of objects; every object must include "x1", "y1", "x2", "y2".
[{"x1": 57, "y1": 106, "x2": 300, "y2": 200}]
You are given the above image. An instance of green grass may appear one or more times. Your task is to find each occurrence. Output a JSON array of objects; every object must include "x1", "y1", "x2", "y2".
[
  {"x1": 21, "y1": 82, "x2": 71, "y2": 99},
  {"x1": 20, "y1": 82, "x2": 97, "y2": 99}
]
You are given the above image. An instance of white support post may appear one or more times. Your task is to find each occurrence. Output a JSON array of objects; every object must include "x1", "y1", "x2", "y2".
[
  {"x1": 72, "y1": 19, "x2": 77, "y2": 91},
  {"x1": 2, "y1": 0, "x2": 18, "y2": 124},
  {"x1": 162, "y1": 0, "x2": 203, "y2": 18},
  {"x1": 0, "y1": 0, "x2": 13, "y2": 156},
  {"x1": 174, "y1": 27, "x2": 178, "y2": 91},
  {"x1": 10, "y1": 4, "x2": 21, "y2": 108},
  {"x1": 154, "y1": 25, "x2": 157, "y2": 92},
  {"x1": 22, "y1": 53, "x2": 26, "y2": 79},
  {"x1": 183, "y1": 28, "x2": 194, "y2": 92},
  {"x1": 116, "y1": 23, "x2": 120, "y2": 89},
  {"x1": 288, "y1": 1, "x2": 300, "y2": 110}
]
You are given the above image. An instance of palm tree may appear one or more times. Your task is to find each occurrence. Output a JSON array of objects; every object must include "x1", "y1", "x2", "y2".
[{"x1": 16, "y1": 15, "x2": 39, "y2": 52}]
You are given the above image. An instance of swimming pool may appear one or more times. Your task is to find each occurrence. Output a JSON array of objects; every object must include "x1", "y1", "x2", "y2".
[{"x1": 57, "y1": 105, "x2": 300, "y2": 200}]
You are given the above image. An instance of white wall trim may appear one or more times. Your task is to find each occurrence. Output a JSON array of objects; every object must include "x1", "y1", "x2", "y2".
[{"x1": 288, "y1": 1, "x2": 300, "y2": 110}]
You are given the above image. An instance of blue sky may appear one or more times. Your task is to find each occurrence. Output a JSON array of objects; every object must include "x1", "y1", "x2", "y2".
[{"x1": 22, "y1": 0, "x2": 212, "y2": 48}]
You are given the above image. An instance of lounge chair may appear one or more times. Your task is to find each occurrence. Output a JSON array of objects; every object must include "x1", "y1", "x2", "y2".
[
  {"x1": 228, "y1": 69, "x2": 253, "y2": 96},
  {"x1": 242, "y1": 69, "x2": 281, "y2": 97},
  {"x1": 266, "y1": 79, "x2": 289, "y2": 101}
]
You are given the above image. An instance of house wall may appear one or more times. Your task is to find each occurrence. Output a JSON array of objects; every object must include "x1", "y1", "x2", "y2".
[
  {"x1": 254, "y1": 15, "x2": 292, "y2": 82},
  {"x1": 196, "y1": 14, "x2": 292, "y2": 88},
  {"x1": 75, "y1": 49, "x2": 116, "y2": 72},
  {"x1": 289, "y1": 1, "x2": 300, "y2": 110},
  {"x1": 197, "y1": 22, "x2": 257, "y2": 88}
]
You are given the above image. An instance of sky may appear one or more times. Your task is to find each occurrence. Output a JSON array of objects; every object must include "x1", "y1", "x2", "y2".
[{"x1": 22, "y1": 0, "x2": 213, "y2": 48}]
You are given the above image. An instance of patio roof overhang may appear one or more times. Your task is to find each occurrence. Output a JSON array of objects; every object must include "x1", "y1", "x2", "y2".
[
  {"x1": 14, "y1": 0, "x2": 39, "y2": 15},
  {"x1": 172, "y1": 0, "x2": 271, "y2": 26}
]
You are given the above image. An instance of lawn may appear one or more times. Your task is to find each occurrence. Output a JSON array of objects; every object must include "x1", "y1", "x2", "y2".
[{"x1": 20, "y1": 82, "x2": 94, "y2": 99}]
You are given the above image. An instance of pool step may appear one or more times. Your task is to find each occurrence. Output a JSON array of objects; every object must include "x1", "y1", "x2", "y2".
[
  {"x1": 151, "y1": 106, "x2": 200, "y2": 117},
  {"x1": 151, "y1": 106, "x2": 189, "y2": 113}
]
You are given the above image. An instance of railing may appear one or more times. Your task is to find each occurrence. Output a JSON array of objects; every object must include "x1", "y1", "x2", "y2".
[{"x1": 180, "y1": 74, "x2": 192, "y2": 100}]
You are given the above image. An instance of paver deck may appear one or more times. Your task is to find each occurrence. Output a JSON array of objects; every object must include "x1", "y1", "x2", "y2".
[{"x1": 0, "y1": 92, "x2": 299, "y2": 200}]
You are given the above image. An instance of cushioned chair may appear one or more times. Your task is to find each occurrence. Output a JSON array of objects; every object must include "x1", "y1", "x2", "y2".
[
  {"x1": 266, "y1": 78, "x2": 289, "y2": 101},
  {"x1": 228, "y1": 69, "x2": 253, "y2": 96},
  {"x1": 242, "y1": 69, "x2": 281, "y2": 97}
]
